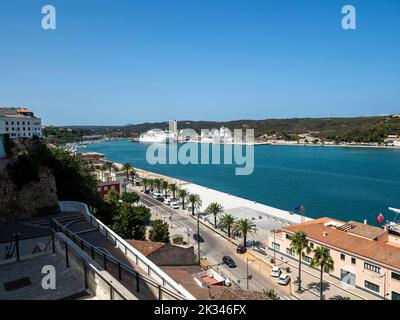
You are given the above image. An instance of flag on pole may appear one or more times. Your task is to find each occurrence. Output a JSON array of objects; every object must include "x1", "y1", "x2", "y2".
[{"x1": 377, "y1": 213, "x2": 385, "y2": 224}]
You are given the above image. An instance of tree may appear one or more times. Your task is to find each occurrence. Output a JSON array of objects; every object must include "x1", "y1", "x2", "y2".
[
  {"x1": 102, "y1": 161, "x2": 115, "y2": 172},
  {"x1": 148, "y1": 179, "x2": 155, "y2": 192},
  {"x1": 205, "y1": 202, "x2": 224, "y2": 228},
  {"x1": 177, "y1": 189, "x2": 189, "y2": 210},
  {"x1": 129, "y1": 168, "x2": 137, "y2": 182},
  {"x1": 153, "y1": 178, "x2": 162, "y2": 193},
  {"x1": 121, "y1": 192, "x2": 140, "y2": 204},
  {"x1": 122, "y1": 162, "x2": 132, "y2": 181},
  {"x1": 290, "y1": 231, "x2": 311, "y2": 292},
  {"x1": 149, "y1": 219, "x2": 170, "y2": 243},
  {"x1": 219, "y1": 213, "x2": 236, "y2": 237},
  {"x1": 112, "y1": 203, "x2": 151, "y2": 240},
  {"x1": 142, "y1": 178, "x2": 149, "y2": 191},
  {"x1": 168, "y1": 183, "x2": 178, "y2": 200},
  {"x1": 161, "y1": 180, "x2": 169, "y2": 197},
  {"x1": 233, "y1": 218, "x2": 258, "y2": 247},
  {"x1": 188, "y1": 193, "x2": 202, "y2": 216},
  {"x1": 310, "y1": 247, "x2": 334, "y2": 300},
  {"x1": 107, "y1": 191, "x2": 121, "y2": 203}
]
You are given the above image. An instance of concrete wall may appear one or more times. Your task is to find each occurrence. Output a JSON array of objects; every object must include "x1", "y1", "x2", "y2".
[{"x1": 54, "y1": 233, "x2": 136, "y2": 300}]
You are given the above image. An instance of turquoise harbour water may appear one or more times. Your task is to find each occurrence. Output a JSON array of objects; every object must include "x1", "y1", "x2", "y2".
[{"x1": 81, "y1": 140, "x2": 400, "y2": 225}]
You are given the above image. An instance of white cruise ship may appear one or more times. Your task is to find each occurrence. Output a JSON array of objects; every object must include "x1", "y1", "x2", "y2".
[{"x1": 138, "y1": 129, "x2": 176, "y2": 144}]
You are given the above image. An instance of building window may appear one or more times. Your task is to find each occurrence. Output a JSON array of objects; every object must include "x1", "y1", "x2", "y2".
[
  {"x1": 392, "y1": 272, "x2": 400, "y2": 281},
  {"x1": 392, "y1": 291, "x2": 400, "y2": 300},
  {"x1": 285, "y1": 234, "x2": 292, "y2": 240},
  {"x1": 351, "y1": 257, "x2": 356, "y2": 265},
  {"x1": 340, "y1": 254, "x2": 346, "y2": 261},
  {"x1": 286, "y1": 248, "x2": 295, "y2": 256},
  {"x1": 272, "y1": 243, "x2": 280, "y2": 251},
  {"x1": 5, "y1": 121, "x2": 8, "y2": 125},
  {"x1": 310, "y1": 243, "x2": 314, "y2": 249},
  {"x1": 302, "y1": 256, "x2": 312, "y2": 264},
  {"x1": 364, "y1": 280, "x2": 380, "y2": 293},
  {"x1": 364, "y1": 262, "x2": 381, "y2": 274}
]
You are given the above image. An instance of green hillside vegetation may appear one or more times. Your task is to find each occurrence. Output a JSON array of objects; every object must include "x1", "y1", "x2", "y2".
[{"x1": 48, "y1": 115, "x2": 400, "y2": 144}]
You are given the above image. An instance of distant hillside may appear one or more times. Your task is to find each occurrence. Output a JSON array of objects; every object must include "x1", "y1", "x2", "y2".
[{"x1": 46, "y1": 115, "x2": 400, "y2": 144}]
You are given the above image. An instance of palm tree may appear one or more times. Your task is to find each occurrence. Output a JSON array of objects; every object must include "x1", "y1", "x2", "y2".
[
  {"x1": 153, "y1": 178, "x2": 162, "y2": 193},
  {"x1": 233, "y1": 218, "x2": 258, "y2": 247},
  {"x1": 161, "y1": 180, "x2": 169, "y2": 197},
  {"x1": 188, "y1": 193, "x2": 202, "y2": 216},
  {"x1": 205, "y1": 202, "x2": 224, "y2": 228},
  {"x1": 168, "y1": 183, "x2": 178, "y2": 200},
  {"x1": 219, "y1": 213, "x2": 236, "y2": 237},
  {"x1": 177, "y1": 189, "x2": 189, "y2": 210},
  {"x1": 148, "y1": 179, "x2": 155, "y2": 192},
  {"x1": 290, "y1": 231, "x2": 311, "y2": 292},
  {"x1": 122, "y1": 162, "x2": 132, "y2": 181},
  {"x1": 129, "y1": 168, "x2": 137, "y2": 182},
  {"x1": 310, "y1": 247, "x2": 334, "y2": 300},
  {"x1": 142, "y1": 178, "x2": 149, "y2": 191},
  {"x1": 102, "y1": 161, "x2": 113, "y2": 172}
]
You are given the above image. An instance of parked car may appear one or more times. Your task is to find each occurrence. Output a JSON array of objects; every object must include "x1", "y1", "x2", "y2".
[
  {"x1": 170, "y1": 202, "x2": 180, "y2": 209},
  {"x1": 193, "y1": 233, "x2": 205, "y2": 243},
  {"x1": 222, "y1": 256, "x2": 236, "y2": 268},
  {"x1": 236, "y1": 245, "x2": 247, "y2": 254},
  {"x1": 277, "y1": 274, "x2": 291, "y2": 286},
  {"x1": 156, "y1": 196, "x2": 164, "y2": 202},
  {"x1": 164, "y1": 198, "x2": 171, "y2": 205},
  {"x1": 144, "y1": 189, "x2": 150, "y2": 194},
  {"x1": 271, "y1": 266, "x2": 282, "y2": 278},
  {"x1": 152, "y1": 192, "x2": 161, "y2": 199}
]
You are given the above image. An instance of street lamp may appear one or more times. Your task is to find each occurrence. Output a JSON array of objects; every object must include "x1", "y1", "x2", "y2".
[
  {"x1": 273, "y1": 229, "x2": 276, "y2": 265},
  {"x1": 197, "y1": 211, "x2": 201, "y2": 266}
]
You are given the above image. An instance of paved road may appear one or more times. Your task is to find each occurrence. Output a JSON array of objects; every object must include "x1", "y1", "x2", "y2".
[{"x1": 135, "y1": 189, "x2": 293, "y2": 300}]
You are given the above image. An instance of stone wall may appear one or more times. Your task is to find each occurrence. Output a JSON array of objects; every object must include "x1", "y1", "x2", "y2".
[{"x1": 0, "y1": 165, "x2": 60, "y2": 224}]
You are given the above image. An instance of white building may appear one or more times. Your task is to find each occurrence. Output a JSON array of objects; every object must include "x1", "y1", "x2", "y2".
[{"x1": 0, "y1": 107, "x2": 42, "y2": 139}]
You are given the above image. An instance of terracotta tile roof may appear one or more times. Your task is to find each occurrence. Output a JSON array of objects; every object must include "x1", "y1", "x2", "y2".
[
  {"x1": 347, "y1": 221, "x2": 387, "y2": 240},
  {"x1": 282, "y1": 218, "x2": 400, "y2": 270},
  {"x1": 126, "y1": 239, "x2": 165, "y2": 256}
]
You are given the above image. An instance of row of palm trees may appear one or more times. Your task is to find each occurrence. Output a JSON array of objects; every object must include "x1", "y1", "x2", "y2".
[
  {"x1": 141, "y1": 178, "x2": 203, "y2": 215},
  {"x1": 102, "y1": 161, "x2": 137, "y2": 182},
  {"x1": 289, "y1": 231, "x2": 334, "y2": 300},
  {"x1": 204, "y1": 202, "x2": 258, "y2": 247}
]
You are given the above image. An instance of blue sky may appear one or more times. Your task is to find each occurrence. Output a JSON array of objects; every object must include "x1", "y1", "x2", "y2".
[{"x1": 0, "y1": 0, "x2": 399, "y2": 125}]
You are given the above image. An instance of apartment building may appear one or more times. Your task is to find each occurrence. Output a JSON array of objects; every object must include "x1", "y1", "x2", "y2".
[
  {"x1": 269, "y1": 217, "x2": 400, "y2": 300},
  {"x1": 0, "y1": 107, "x2": 42, "y2": 139}
]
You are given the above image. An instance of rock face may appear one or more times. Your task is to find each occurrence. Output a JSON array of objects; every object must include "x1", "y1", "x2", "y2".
[{"x1": 0, "y1": 140, "x2": 60, "y2": 224}]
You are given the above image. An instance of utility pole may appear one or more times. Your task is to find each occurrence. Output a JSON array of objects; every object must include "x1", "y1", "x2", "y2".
[{"x1": 13, "y1": 233, "x2": 20, "y2": 261}]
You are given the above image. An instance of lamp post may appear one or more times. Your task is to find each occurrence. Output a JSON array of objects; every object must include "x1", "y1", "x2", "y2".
[
  {"x1": 246, "y1": 258, "x2": 256, "y2": 291},
  {"x1": 13, "y1": 233, "x2": 21, "y2": 261},
  {"x1": 273, "y1": 229, "x2": 276, "y2": 265},
  {"x1": 197, "y1": 212, "x2": 201, "y2": 266}
]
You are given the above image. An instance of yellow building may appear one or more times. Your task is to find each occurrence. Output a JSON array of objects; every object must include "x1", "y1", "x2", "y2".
[{"x1": 269, "y1": 217, "x2": 400, "y2": 300}]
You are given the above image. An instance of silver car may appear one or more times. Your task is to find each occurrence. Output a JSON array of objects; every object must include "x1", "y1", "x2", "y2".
[{"x1": 277, "y1": 274, "x2": 291, "y2": 286}]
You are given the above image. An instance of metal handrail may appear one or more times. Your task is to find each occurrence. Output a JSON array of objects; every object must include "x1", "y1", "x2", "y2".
[
  {"x1": 53, "y1": 232, "x2": 128, "y2": 300},
  {"x1": 51, "y1": 219, "x2": 184, "y2": 300}
]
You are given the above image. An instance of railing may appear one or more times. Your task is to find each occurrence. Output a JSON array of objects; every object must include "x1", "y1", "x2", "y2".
[
  {"x1": 53, "y1": 232, "x2": 129, "y2": 300},
  {"x1": 51, "y1": 218, "x2": 185, "y2": 300},
  {"x1": 58, "y1": 201, "x2": 195, "y2": 300}
]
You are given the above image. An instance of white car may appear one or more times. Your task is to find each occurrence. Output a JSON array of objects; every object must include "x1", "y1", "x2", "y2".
[
  {"x1": 170, "y1": 202, "x2": 180, "y2": 209},
  {"x1": 277, "y1": 274, "x2": 291, "y2": 286},
  {"x1": 163, "y1": 198, "x2": 171, "y2": 205},
  {"x1": 271, "y1": 266, "x2": 282, "y2": 278},
  {"x1": 152, "y1": 192, "x2": 161, "y2": 199}
]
